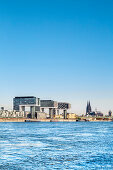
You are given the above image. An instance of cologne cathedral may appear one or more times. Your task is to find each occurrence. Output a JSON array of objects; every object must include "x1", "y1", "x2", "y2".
[{"x1": 86, "y1": 101, "x2": 92, "y2": 115}]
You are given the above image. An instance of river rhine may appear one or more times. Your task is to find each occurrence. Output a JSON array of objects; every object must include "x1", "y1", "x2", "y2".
[{"x1": 0, "y1": 122, "x2": 113, "y2": 169}]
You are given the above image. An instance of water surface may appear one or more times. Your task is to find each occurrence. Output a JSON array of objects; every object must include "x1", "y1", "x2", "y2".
[{"x1": 0, "y1": 122, "x2": 113, "y2": 169}]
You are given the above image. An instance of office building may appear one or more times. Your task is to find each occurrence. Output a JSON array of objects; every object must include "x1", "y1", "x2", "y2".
[{"x1": 13, "y1": 96, "x2": 71, "y2": 119}]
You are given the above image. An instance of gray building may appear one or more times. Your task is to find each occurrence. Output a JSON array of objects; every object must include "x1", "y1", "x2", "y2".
[
  {"x1": 40, "y1": 100, "x2": 58, "y2": 118},
  {"x1": 108, "y1": 110, "x2": 112, "y2": 117},
  {"x1": 13, "y1": 96, "x2": 40, "y2": 119},
  {"x1": 58, "y1": 102, "x2": 71, "y2": 119},
  {"x1": 13, "y1": 96, "x2": 40, "y2": 110},
  {"x1": 40, "y1": 100, "x2": 58, "y2": 108},
  {"x1": 13, "y1": 96, "x2": 71, "y2": 119}
]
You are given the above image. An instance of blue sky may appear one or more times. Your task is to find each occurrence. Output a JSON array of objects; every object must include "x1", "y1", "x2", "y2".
[{"x1": 0, "y1": 0, "x2": 113, "y2": 114}]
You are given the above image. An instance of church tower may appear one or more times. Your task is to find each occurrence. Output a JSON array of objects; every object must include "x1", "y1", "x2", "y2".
[{"x1": 86, "y1": 101, "x2": 92, "y2": 115}]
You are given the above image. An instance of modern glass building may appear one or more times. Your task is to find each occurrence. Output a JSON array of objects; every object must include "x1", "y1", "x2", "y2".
[
  {"x1": 40, "y1": 100, "x2": 58, "y2": 108},
  {"x1": 13, "y1": 96, "x2": 71, "y2": 119},
  {"x1": 58, "y1": 102, "x2": 71, "y2": 110},
  {"x1": 13, "y1": 96, "x2": 40, "y2": 111}
]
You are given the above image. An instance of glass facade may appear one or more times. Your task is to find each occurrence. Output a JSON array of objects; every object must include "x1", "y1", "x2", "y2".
[
  {"x1": 13, "y1": 96, "x2": 37, "y2": 111},
  {"x1": 58, "y1": 103, "x2": 71, "y2": 109},
  {"x1": 13, "y1": 97, "x2": 71, "y2": 113},
  {"x1": 40, "y1": 100, "x2": 58, "y2": 108}
]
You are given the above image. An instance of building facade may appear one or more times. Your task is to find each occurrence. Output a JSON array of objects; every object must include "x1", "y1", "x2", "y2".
[
  {"x1": 86, "y1": 101, "x2": 92, "y2": 115},
  {"x1": 13, "y1": 96, "x2": 40, "y2": 111},
  {"x1": 13, "y1": 96, "x2": 71, "y2": 119}
]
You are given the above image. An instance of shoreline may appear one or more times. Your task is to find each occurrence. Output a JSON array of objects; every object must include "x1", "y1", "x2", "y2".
[{"x1": 0, "y1": 118, "x2": 112, "y2": 122}]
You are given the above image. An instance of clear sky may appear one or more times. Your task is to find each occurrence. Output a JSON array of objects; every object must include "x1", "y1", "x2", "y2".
[{"x1": 0, "y1": 0, "x2": 113, "y2": 114}]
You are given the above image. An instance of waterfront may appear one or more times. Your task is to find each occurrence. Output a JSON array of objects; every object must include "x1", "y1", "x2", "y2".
[{"x1": 0, "y1": 122, "x2": 113, "y2": 169}]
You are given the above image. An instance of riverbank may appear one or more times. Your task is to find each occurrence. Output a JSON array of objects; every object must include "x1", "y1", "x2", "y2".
[
  {"x1": 0, "y1": 118, "x2": 112, "y2": 122},
  {"x1": 0, "y1": 118, "x2": 77, "y2": 122}
]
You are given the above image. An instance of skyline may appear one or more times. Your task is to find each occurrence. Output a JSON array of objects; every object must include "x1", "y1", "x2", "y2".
[{"x1": 0, "y1": 0, "x2": 113, "y2": 114}]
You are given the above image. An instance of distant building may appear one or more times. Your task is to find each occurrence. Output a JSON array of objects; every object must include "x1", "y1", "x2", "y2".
[
  {"x1": 13, "y1": 96, "x2": 40, "y2": 119},
  {"x1": 88, "y1": 112, "x2": 96, "y2": 116},
  {"x1": 67, "y1": 113, "x2": 77, "y2": 119},
  {"x1": 108, "y1": 110, "x2": 112, "y2": 117},
  {"x1": 86, "y1": 101, "x2": 104, "y2": 117},
  {"x1": 96, "y1": 112, "x2": 103, "y2": 117},
  {"x1": 13, "y1": 96, "x2": 71, "y2": 119},
  {"x1": 86, "y1": 101, "x2": 92, "y2": 115},
  {"x1": 1, "y1": 107, "x2": 4, "y2": 111},
  {"x1": 13, "y1": 96, "x2": 40, "y2": 111}
]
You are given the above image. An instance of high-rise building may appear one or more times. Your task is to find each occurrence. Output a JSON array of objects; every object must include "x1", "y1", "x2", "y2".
[{"x1": 108, "y1": 110, "x2": 112, "y2": 117}]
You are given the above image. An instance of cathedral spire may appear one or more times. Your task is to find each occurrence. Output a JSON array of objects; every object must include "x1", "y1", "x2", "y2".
[{"x1": 86, "y1": 100, "x2": 92, "y2": 115}]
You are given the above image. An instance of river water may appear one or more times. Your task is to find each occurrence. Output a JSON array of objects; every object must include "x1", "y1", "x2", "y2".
[{"x1": 0, "y1": 122, "x2": 113, "y2": 169}]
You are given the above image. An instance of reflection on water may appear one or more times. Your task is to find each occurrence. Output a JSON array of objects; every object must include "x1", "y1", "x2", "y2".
[{"x1": 0, "y1": 122, "x2": 113, "y2": 169}]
